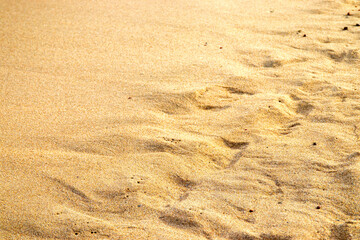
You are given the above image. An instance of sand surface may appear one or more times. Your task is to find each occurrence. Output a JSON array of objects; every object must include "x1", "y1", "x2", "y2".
[{"x1": 1, "y1": 0, "x2": 360, "y2": 239}]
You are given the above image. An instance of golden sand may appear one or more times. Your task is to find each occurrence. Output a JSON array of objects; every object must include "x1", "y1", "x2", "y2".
[{"x1": 1, "y1": 0, "x2": 360, "y2": 239}]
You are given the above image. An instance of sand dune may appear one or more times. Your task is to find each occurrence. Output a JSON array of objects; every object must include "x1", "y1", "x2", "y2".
[{"x1": 1, "y1": 0, "x2": 360, "y2": 239}]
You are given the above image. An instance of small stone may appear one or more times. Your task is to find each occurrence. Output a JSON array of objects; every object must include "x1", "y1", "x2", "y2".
[
  {"x1": 313, "y1": 142, "x2": 317, "y2": 146},
  {"x1": 316, "y1": 206, "x2": 321, "y2": 209},
  {"x1": 249, "y1": 209, "x2": 254, "y2": 213},
  {"x1": 220, "y1": 47, "x2": 223, "y2": 49},
  {"x1": 347, "y1": 12, "x2": 351, "y2": 16},
  {"x1": 355, "y1": 23, "x2": 360, "y2": 26},
  {"x1": 343, "y1": 26, "x2": 348, "y2": 30},
  {"x1": 303, "y1": 34, "x2": 307, "y2": 37}
]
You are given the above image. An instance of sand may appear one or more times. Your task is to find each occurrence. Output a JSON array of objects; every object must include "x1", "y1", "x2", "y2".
[{"x1": 1, "y1": 0, "x2": 360, "y2": 239}]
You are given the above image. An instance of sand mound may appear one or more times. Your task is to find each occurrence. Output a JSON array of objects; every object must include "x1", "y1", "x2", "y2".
[{"x1": 1, "y1": 0, "x2": 360, "y2": 239}]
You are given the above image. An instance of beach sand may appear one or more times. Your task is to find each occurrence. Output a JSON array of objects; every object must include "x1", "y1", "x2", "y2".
[{"x1": 1, "y1": 0, "x2": 360, "y2": 239}]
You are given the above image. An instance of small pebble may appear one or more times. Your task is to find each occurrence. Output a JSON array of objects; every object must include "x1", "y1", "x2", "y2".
[
  {"x1": 303, "y1": 34, "x2": 307, "y2": 37},
  {"x1": 343, "y1": 26, "x2": 348, "y2": 30},
  {"x1": 249, "y1": 209, "x2": 254, "y2": 213},
  {"x1": 313, "y1": 142, "x2": 317, "y2": 146},
  {"x1": 347, "y1": 12, "x2": 351, "y2": 16},
  {"x1": 316, "y1": 206, "x2": 321, "y2": 209},
  {"x1": 219, "y1": 47, "x2": 223, "y2": 49},
  {"x1": 355, "y1": 23, "x2": 360, "y2": 26},
  {"x1": 128, "y1": 97, "x2": 132, "y2": 99}
]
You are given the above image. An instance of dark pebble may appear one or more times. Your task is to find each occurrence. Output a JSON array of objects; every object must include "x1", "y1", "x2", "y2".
[
  {"x1": 220, "y1": 47, "x2": 223, "y2": 49},
  {"x1": 347, "y1": 12, "x2": 351, "y2": 16},
  {"x1": 343, "y1": 27, "x2": 348, "y2": 30},
  {"x1": 355, "y1": 23, "x2": 360, "y2": 26},
  {"x1": 313, "y1": 142, "x2": 317, "y2": 146},
  {"x1": 303, "y1": 34, "x2": 307, "y2": 37},
  {"x1": 249, "y1": 209, "x2": 254, "y2": 213},
  {"x1": 316, "y1": 206, "x2": 321, "y2": 209}
]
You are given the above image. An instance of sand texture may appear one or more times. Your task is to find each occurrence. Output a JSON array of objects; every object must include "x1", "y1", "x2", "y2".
[{"x1": 1, "y1": 0, "x2": 360, "y2": 239}]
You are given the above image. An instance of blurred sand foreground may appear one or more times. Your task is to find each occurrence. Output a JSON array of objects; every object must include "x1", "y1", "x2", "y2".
[{"x1": 1, "y1": 0, "x2": 360, "y2": 239}]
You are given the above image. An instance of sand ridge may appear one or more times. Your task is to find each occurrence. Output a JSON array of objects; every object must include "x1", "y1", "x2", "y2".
[{"x1": 1, "y1": 0, "x2": 360, "y2": 239}]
